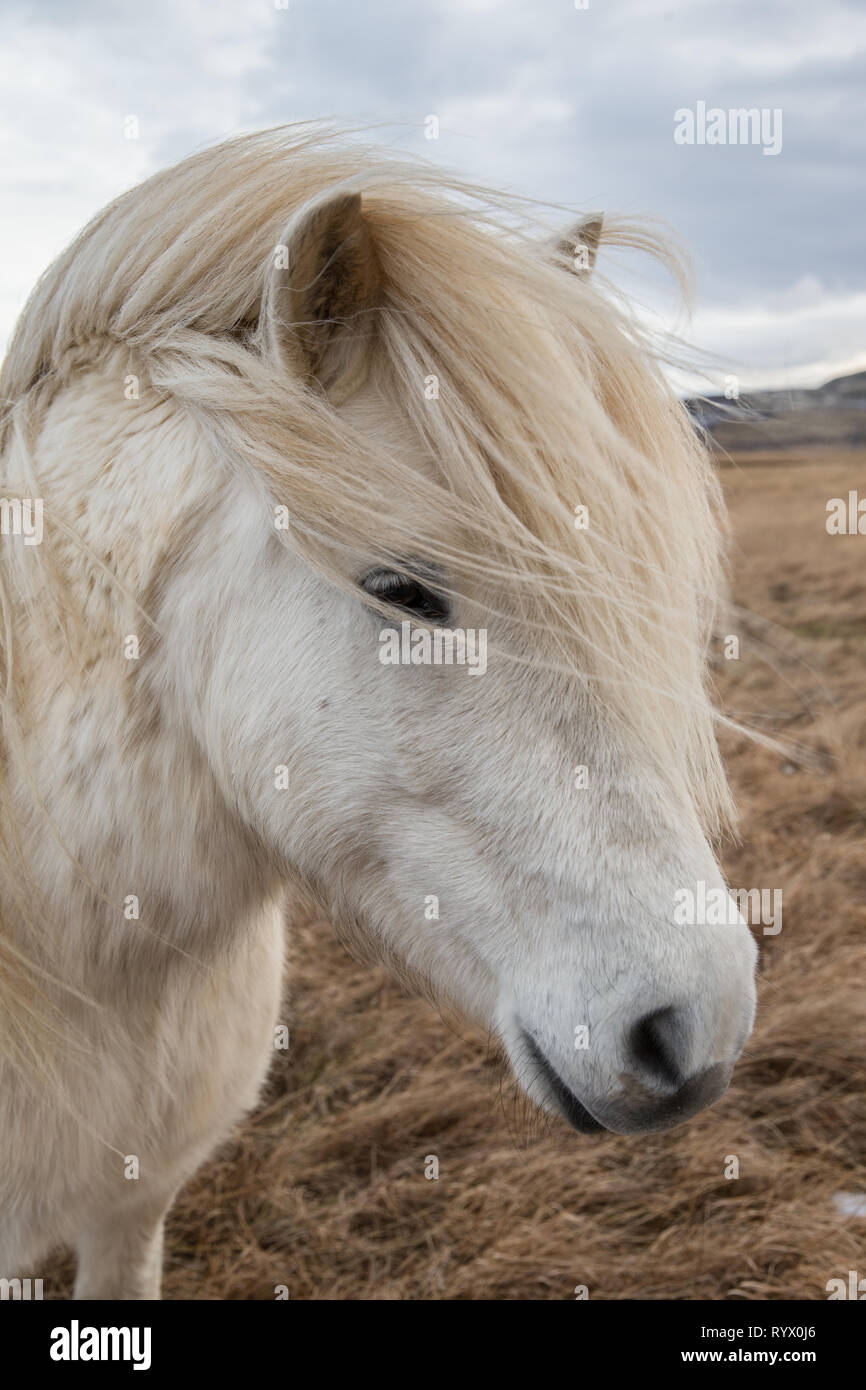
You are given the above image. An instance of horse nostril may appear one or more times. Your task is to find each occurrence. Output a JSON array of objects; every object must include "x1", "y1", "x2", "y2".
[{"x1": 629, "y1": 1007, "x2": 686, "y2": 1088}]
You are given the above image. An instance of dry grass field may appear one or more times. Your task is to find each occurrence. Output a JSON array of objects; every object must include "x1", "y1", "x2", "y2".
[{"x1": 45, "y1": 448, "x2": 866, "y2": 1301}]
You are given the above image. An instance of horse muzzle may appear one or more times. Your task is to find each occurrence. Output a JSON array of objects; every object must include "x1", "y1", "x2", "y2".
[{"x1": 517, "y1": 999, "x2": 747, "y2": 1136}]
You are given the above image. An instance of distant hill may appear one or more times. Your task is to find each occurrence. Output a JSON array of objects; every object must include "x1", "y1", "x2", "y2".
[{"x1": 685, "y1": 369, "x2": 866, "y2": 453}]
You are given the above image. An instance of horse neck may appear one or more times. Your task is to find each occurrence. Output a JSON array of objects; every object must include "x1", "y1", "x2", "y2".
[{"x1": 0, "y1": 363, "x2": 278, "y2": 983}]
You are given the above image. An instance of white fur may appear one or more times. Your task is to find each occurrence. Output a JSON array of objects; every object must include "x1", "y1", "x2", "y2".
[{"x1": 0, "y1": 131, "x2": 757, "y2": 1299}]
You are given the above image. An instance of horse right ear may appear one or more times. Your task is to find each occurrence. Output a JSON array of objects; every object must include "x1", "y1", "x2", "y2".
[
  {"x1": 554, "y1": 214, "x2": 603, "y2": 277},
  {"x1": 263, "y1": 192, "x2": 382, "y2": 404}
]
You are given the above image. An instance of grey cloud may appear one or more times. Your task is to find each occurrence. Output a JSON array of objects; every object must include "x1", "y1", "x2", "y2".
[{"x1": 1, "y1": 0, "x2": 863, "y2": 381}]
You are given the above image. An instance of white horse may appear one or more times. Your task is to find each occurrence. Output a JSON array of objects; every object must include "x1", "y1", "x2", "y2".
[{"x1": 0, "y1": 128, "x2": 756, "y2": 1300}]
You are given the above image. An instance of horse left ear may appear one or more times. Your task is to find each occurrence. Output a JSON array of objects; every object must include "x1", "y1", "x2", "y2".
[
  {"x1": 554, "y1": 214, "x2": 603, "y2": 277},
  {"x1": 265, "y1": 192, "x2": 382, "y2": 403}
]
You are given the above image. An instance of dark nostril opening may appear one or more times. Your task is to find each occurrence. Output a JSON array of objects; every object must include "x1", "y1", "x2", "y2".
[{"x1": 630, "y1": 1007, "x2": 685, "y2": 1088}]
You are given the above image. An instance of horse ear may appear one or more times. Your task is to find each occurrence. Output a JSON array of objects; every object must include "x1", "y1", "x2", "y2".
[
  {"x1": 266, "y1": 192, "x2": 382, "y2": 403},
  {"x1": 554, "y1": 214, "x2": 603, "y2": 277}
]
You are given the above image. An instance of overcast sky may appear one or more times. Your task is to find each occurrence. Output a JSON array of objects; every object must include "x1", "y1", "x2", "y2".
[{"x1": 1, "y1": 0, "x2": 864, "y2": 391}]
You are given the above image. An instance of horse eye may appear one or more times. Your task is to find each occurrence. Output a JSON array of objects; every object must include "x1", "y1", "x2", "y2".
[{"x1": 359, "y1": 568, "x2": 450, "y2": 624}]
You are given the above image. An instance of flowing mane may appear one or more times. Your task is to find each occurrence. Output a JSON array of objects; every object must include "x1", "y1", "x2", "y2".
[{"x1": 1, "y1": 126, "x2": 730, "y2": 830}]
